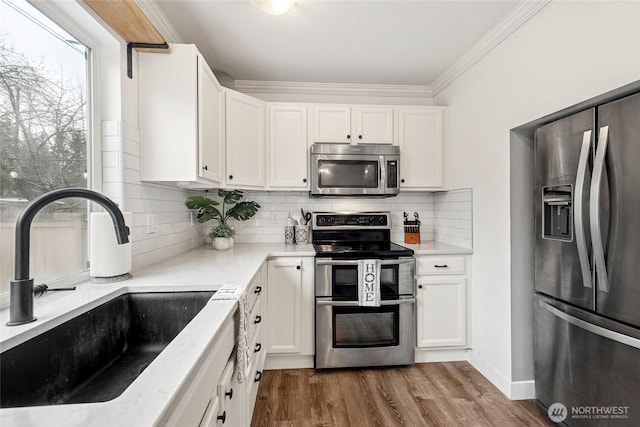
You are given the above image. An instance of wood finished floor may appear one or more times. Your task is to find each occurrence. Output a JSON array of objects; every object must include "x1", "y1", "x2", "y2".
[{"x1": 251, "y1": 362, "x2": 554, "y2": 427}]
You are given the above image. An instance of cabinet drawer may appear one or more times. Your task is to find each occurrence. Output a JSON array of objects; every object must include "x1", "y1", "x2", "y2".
[
  {"x1": 246, "y1": 275, "x2": 264, "y2": 314},
  {"x1": 416, "y1": 256, "x2": 465, "y2": 275}
]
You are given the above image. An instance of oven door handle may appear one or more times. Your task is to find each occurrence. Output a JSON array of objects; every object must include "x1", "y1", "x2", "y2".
[
  {"x1": 316, "y1": 297, "x2": 415, "y2": 306},
  {"x1": 315, "y1": 258, "x2": 415, "y2": 266}
]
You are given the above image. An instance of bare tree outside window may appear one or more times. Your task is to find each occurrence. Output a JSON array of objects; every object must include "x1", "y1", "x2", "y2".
[{"x1": 0, "y1": 0, "x2": 90, "y2": 294}]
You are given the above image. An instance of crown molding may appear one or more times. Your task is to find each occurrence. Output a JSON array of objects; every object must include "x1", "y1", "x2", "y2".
[
  {"x1": 134, "y1": 0, "x2": 183, "y2": 43},
  {"x1": 234, "y1": 80, "x2": 434, "y2": 98},
  {"x1": 431, "y1": 0, "x2": 551, "y2": 96}
]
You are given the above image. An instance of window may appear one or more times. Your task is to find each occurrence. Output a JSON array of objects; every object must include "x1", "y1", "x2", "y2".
[{"x1": 0, "y1": 0, "x2": 91, "y2": 295}]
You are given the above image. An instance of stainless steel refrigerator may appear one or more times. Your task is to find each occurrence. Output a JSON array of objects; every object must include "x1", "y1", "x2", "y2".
[{"x1": 534, "y1": 91, "x2": 640, "y2": 425}]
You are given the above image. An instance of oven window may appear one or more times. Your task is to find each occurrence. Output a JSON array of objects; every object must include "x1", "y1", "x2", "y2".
[
  {"x1": 333, "y1": 306, "x2": 399, "y2": 348},
  {"x1": 318, "y1": 160, "x2": 378, "y2": 188},
  {"x1": 332, "y1": 265, "x2": 399, "y2": 300}
]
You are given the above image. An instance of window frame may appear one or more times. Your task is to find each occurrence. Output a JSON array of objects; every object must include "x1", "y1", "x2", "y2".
[{"x1": 0, "y1": 0, "x2": 107, "y2": 308}]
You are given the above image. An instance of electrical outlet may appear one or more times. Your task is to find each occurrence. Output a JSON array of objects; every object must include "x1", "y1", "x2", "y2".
[
  {"x1": 146, "y1": 214, "x2": 157, "y2": 234},
  {"x1": 190, "y1": 212, "x2": 194, "y2": 227}
]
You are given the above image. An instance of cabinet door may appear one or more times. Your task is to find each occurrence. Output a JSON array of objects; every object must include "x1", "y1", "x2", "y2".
[
  {"x1": 217, "y1": 356, "x2": 244, "y2": 427},
  {"x1": 353, "y1": 106, "x2": 394, "y2": 144},
  {"x1": 266, "y1": 258, "x2": 314, "y2": 355},
  {"x1": 398, "y1": 107, "x2": 445, "y2": 189},
  {"x1": 416, "y1": 276, "x2": 466, "y2": 348},
  {"x1": 312, "y1": 105, "x2": 352, "y2": 143},
  {"x1": 268, "y1": 104, "x2": 309, "y2": 189},
  {"x1": 198, "y1": 58, "x2": 224, "y2": 185},
  {"x1": 225, "y1": 90, "x2": 266, "y2": 188}
]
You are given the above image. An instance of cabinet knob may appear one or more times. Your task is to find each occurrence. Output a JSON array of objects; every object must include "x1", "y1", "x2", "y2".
[
  {"x1": 401, "y1": 179, "x2": 405, "y2": 183},
  {"x1": 358, "y1": 135, "x2": 363, "y2": 139},
  {"x1": 296, "y1": 265, "x2": 301, "y2": 270},
  {"x1": 303, "y1": 178, "x2": 307, "y2": 183},
  {"x1": 202, "y1": 165, "x2": 208, "y2": 171},
  {"x1": 217, "y1": 411, "x2": 227, "y2": 424},
  {"x1": 254, "y1": 315, "x2": 262, "y2": 324},
  {"x1": 254, "y1": 286, "x2": 262, "y2": 294},
  {"x1": 254, "y1": 342, "x2": 262, "y2": 353},
  {"x1": 225, "y1": 388, "x2": 233, "y2": 399},
  {"x1": 418, "y1": 284, "x2": 423, "y2": 289},
  {"x1": 346, "y1": 134, "x2": 351, "y2": 140},
  {"x1": 228, "y1": 175, "x2": 233, "y2": 180}
]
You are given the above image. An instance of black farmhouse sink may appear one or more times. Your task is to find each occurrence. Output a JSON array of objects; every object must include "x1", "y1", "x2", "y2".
[{"x1": 1, "y1": 291, "x2": 214, "y2": 408}]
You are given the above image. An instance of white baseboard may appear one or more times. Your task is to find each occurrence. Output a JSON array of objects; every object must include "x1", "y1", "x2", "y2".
[
  {"x1": 264, "y1": 355, "x2": 314, "y2": 370},
  {"x1": 467, "y1": 351, "x2": 536, "y2": 400},
  {"x1": 510, "y1": 380, "x2": 536, "y2": 400},
  {"x1": 415, "y1": 348, "x2": 469, "y2": 363}
]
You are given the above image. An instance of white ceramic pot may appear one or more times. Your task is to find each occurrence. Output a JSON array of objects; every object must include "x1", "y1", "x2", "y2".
[{"x1": 213, "y1": 237, "x2": 231, "y2": 251}]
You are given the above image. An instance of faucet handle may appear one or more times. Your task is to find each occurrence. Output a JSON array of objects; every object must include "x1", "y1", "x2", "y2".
[{"x1": 33, "y1": 284, "x2": 77, "y2": 298}]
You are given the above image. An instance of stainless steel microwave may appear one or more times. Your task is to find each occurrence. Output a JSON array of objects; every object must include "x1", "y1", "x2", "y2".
[{"x1": 310, "y1": 143, "x2": 400, "y2": 197}]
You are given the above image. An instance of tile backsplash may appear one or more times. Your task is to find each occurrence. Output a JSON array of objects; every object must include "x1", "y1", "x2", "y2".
[{"x1": 222, "y1": 188, "x2": 473, "y2": 248}]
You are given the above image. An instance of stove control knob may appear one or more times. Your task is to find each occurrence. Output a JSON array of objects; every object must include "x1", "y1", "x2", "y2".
[{"x1": 377, "y1": 216, "x2": 386, "y2": 225}]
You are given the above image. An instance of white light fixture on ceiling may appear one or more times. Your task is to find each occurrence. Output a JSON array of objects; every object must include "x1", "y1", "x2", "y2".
[{"x1": 253, "y1": 0, "x2": 296, "y2": 15}]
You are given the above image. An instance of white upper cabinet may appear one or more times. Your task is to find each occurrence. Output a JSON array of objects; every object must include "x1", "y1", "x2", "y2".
[
  {"x1": 353, "y1": 106, "x2": 394, "y2": 144},
  {"x1": 312, "y1": 104, "x2": 352, "y2": 143},
  {"x1": 397, "y1": 107, "x2": 446, "y2": 190},
  {"x1": 198, "y1": 59, "x2": 224, "y2": 185},
  {"x1": 225, "y1": 90, "x2": 266, "y2": 188},
  {"x1": 268, "y1": 104, "x2": 309, "y2": 190},
  {"x1": 312, "y1": 104, "x2": 394, "y2": 144},
  {"x1": 139, "y1": 44, "x2": 224, "y2": 189}
]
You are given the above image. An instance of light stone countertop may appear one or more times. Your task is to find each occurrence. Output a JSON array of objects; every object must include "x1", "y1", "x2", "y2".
[
  {"x1": 0, "y1": 240, "x2": 468, "y2": 426},
  {"x1": 0, "y1": 243, "x2": 314, "y2": 427},
  {"x1": 402, "y1": 241, "x2": 474, "y2": 255}
]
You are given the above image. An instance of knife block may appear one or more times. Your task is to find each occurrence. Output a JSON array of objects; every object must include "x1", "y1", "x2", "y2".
[{"x1": 403, "y1": 221, "x2": 421, "y2": 244}]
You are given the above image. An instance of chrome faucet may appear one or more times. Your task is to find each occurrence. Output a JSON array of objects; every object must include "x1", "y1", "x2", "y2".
[{"x1": 7, "y1": 188, "x2": 130, "y2": 326}]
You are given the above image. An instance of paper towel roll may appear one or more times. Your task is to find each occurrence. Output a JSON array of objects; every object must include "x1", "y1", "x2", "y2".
[{"x1": 90, "y1": 212, "x2": 132, "y2": 279}]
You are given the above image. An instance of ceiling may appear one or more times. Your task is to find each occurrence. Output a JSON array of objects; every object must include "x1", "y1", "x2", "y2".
[{"x1": 149, "y1": 0, "x2": 528, "y2": 93}]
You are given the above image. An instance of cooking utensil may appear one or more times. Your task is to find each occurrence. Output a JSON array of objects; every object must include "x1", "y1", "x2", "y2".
[{"x1": 301, "y1": 208, "x2": 311, "y2": 225}]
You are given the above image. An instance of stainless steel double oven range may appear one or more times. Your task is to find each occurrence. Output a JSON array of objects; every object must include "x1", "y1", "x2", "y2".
[{"x1": 312, "y1": 212, "x2": 416, "y2": 369}]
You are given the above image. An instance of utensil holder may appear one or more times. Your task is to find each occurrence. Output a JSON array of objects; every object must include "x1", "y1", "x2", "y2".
[
  {"x1": 294, "y1": 225, "x2": 310, "y2": 244},
  {"x1": 404, "y1": 221, "x2": 421, "y2": 244}
]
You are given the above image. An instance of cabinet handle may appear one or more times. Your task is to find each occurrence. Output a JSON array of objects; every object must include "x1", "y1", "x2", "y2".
[
  {"x1": 217, "y1": 411, "x2": 226, "y2": 424},
  {"x1": 346, "y1": 134, "x2": 351, "y2": 140},
  {"x1": 202, "y1": 165, "x2": 208, "y2": 171},
  {"x1": 434, "y1": 264, "x2": 449, "y2": 268},
  {"x1": 228, "y1": 175, "x2": 233, "y2": 180},
  {"x1": 358, "y1": 135, "x2": 363, "y2": 139},
  {"x1": 254, "y1": 315, "x2": 262, "y2": 324},
  {"x1": 296, "y1": 265, "x2": 301, "y2": 270},
  {"x1": 254, "y1": 286, "x2": 262, "y2": 294},
  {"x1": 254, "y1": 371, "x2": 262, "y2": 382},
  {"x1": 225, "y1": 388, "x2": 233, "y2": 400},
  {"x1": 418, "y1": 284, "x2": 423, "y2": 289},
  {"x1": 254, "y1": 342, "x2": 262, "y2": 353},
  {"x1": 401, "y1": 179, "x2": 405, "y2": 183},
  {"x1": 303, "y1": 178, "x2": 307, "y2": 183}
]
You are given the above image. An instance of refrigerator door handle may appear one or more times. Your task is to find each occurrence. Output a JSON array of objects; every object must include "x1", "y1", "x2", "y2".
[
  {"x1": 574, "y1": 130, "x2": 593, "y2": 289},
  {"x1": 590, "y1": 126, "x2": 609, "y2": 293},
  {"x1": 540, "y1": 300, "x2": 640, "y2": 350}
]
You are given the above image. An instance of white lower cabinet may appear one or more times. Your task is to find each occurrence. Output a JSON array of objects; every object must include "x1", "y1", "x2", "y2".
[
  {"x1": 265, "y1": 257, "x2": 314, "y2": 368},
  {"x1": 216, "y1": 356, "x2": 243, "y2": 426},
  {"x1": 415, "y1": 255, "x2": 470, "y2": 350},
  {"x1": 163, "y1": 320, "x2": 235, "y2": 426}
]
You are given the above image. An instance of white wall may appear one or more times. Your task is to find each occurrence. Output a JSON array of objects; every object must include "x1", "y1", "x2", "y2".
[{"x1": 434, "y1": 0, "x2": 640, "y2": 398}]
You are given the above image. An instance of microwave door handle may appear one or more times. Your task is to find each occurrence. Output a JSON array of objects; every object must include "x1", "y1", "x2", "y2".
[{"x1": 379, "y1": 155, "x2": 386, "y2": 193}]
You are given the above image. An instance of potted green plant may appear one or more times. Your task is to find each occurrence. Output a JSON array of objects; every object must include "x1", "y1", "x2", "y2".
[{"x1": 186, "y1": 189, "x2": 260, "y2": 250}]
